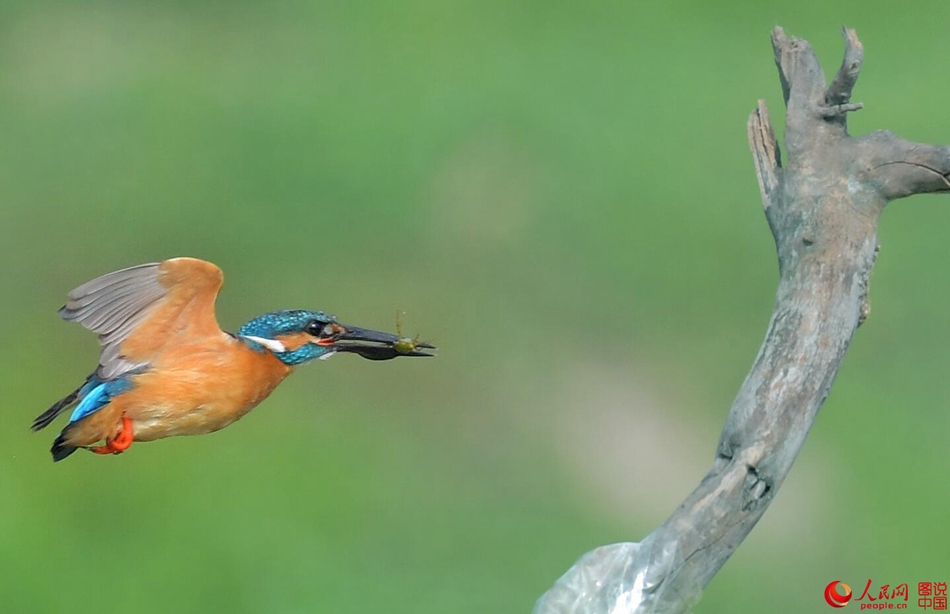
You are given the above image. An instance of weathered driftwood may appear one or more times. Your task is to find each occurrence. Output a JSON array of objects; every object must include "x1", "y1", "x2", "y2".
[{"x1": 535, "y1": 27, "x2": 950, "y2": 613}]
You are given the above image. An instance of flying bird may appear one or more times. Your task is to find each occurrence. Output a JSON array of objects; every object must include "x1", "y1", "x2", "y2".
[{"x1": 31, "y1": 257, "x2": 434, "y2": 461}]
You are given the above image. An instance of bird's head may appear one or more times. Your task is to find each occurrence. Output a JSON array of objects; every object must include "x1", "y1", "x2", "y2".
[{"x1": 237, "y1": 310, "x2": 435, "y2": 365}]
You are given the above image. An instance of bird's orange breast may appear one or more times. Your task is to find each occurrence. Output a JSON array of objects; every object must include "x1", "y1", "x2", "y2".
[{"x1": 111, "y1": 335, "x2": 293, "y2": 442}]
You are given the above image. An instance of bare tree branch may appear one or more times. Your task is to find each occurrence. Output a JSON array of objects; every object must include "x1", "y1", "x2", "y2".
[
  {"x1": 825, "y1": 27, "x2": 864, "y2": 106},
  {"x1": 535, "y1": 26, "x2": 946, "y2": 614},
  {"x1": 856, "y1": 133, "x2": 950, "y2": 198},
  {"x1": 747, "y1": 99, "x2": 781, "y2": 227}
]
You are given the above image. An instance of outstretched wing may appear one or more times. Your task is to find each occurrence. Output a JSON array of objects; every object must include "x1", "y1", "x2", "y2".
[{"x1": 59, "y1": 257, "x2": 225, "y2": 380}]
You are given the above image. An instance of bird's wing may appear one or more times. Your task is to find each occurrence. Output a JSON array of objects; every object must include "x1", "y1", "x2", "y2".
[{"x1": 59, "y1": 257, "x2": 225, "y2": 380}]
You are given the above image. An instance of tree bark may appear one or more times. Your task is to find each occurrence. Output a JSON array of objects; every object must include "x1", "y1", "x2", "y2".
[{"x1": 534, "y1": 27, "x2": 950, "y2": 614}]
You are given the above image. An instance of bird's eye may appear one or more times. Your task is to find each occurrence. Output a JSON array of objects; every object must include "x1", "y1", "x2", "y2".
[{"x1": 306, "y1": 320, "x2": 326, "y2": 336}]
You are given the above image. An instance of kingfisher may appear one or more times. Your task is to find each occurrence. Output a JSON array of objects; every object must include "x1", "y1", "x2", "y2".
[{"x1": 31, "y1": 257, "x2": 435, "y2": 462}]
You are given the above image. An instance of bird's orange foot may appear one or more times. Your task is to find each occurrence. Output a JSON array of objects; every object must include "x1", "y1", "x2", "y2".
[{"x1": 90, "y1": 416, "x2": 135, "y2": 455}]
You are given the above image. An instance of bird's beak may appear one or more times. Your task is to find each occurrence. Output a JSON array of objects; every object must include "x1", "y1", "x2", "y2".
[{"x1": 323, "y1": 324, "x2": 436, "y2": 361}]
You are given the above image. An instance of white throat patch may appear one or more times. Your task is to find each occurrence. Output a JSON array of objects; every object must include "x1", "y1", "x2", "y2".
[{"x1": 244, "y1": 335, "x2": 287, "y2": 353}]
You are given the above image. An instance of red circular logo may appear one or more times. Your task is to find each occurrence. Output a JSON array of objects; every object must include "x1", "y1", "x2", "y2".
[{"x1": 825, "y1": 581, "x2": 853, "y2": 608}]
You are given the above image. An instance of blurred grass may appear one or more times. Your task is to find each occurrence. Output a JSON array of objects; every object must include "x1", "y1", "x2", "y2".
[{"x1": 2, "y1": 1, "x2": 950, "y2": 612}]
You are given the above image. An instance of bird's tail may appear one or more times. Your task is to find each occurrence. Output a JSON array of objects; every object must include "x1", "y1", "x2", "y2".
[
  {"x1": 50, "y1": 433, "x2": 79, "y2": 462},
  {"x1": 31, "y1": 374, "x2": 96, "y2": 432}
]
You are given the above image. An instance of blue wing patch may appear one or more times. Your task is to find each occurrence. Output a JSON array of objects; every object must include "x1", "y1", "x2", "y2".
[
  {"x1": 68, "y1": 384, "x2": 108, "y2": 423},
  {"x1": 67, "y1": 378, "x2": 133, "y2": 424}
]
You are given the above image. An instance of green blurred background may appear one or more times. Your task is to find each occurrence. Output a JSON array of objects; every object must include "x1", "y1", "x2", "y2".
[{"x1": 2, "y1": 1, "x2": 948, "y2": 612}]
